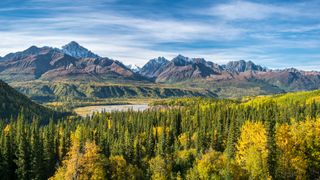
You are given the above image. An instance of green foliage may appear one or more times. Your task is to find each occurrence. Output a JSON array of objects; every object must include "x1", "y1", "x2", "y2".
[
  {"x1": 0, "y1": 90, "x2": 320, "y2": 179},
  {"x1": 13, "y1": 81, "x2": 216, "y2": 103}
]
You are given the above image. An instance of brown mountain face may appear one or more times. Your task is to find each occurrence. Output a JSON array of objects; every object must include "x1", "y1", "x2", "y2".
[
  {"x1": 0, "y1": 43, "x2": 144, "y2": 82},
  {"x1": 143, "y1": 56, "x2": 268, "y2": 83},
  {"x1": 154, "y1": 55, "x2": 222, "y2": 82},
  {"x1": 0, "y1": 47, "x2": 65, "y2": 81},
  {"x1": 142, "y1": 55, "x2": 320, "y2": 92},
  {"x1": 1, "y1": 42, "x2": 320, "y2": 97},
  {"x1": 140, "y1": 57, "x2": 169, "y2": 78},
  {"x1": 253, "y1": 69, "x2": 320, "y2": 91},
  {"x1": 41, "y1": 57, "x2": 140, "y2": 81}
]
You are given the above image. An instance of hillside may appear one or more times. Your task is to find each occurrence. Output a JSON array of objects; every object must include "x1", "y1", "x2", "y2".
[
  {"x1": 0, "y1": 80, "x2": 63, "y2": 123},
  {"x1": 1, "y1": 89, "x2": 320, "y2": 179},
  {"x1": 244, "y1": 89, "x2": 320, "y2": 106},
  {"x1": 12, "y1": 81, "x2": 216, "y2": 102}
]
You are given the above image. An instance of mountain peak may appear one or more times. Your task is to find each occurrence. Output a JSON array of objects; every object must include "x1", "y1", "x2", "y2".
[
  {"x1": 225, "y1": 60, "x2": 266, "y2": 73},
  {"x1": 23, "y1": 45, "x2": 42, "y2": 54},
  {"x1": 174, "y1": 54, "x2": 189, "y2": 60},
  {"x1": 150, "y1": 57, "x2": 169, "y2": 64},
  {"x1": 172, "y1": 54, "x2": 192, "y2": 66},
  {"x1": 61, "y1": 41, "x2": 100, "y2": 59},
  {"x1": 140, "y1": 57, "x2": 169, "y2": 77},
  {"x1": 66, "y1": 41, "x2": 79, "y2": 46},
  {"x1": 176, "y1": 54, "x2": 186, "y2": 58}
]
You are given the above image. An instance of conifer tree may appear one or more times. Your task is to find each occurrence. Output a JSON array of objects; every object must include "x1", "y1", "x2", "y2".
[{"x1": 15, "y1": 112, "x2": 30, "y2": 180}]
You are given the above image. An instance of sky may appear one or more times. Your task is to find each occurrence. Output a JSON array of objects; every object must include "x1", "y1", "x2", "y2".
[{"x1": 0, "y1": 0, "x2": 320, "y2": 70}]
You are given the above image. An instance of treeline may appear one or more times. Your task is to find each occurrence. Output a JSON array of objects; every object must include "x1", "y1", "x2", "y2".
[{"x1": 0, "y1": 95, "x2": 320, "y2": 179}]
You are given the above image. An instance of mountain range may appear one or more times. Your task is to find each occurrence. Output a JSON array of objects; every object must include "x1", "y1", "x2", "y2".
[
  {"x1": 0, "y1": 42, "x2": 143, "y2": 82},
  {"x1": 1, "y1": 41, "x2": 320, "y2": 100},
  {"x1": 141, "y1": 55, "x2": 320, "y2": 92}
]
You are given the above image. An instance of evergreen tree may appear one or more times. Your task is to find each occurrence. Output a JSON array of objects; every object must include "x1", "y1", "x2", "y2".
[
  {"x1": 30, "y1": 119, "x2": 44, "y2": 180},
  {"x1": 15, "y1": 113, "x2": 30, "y2": 180}
]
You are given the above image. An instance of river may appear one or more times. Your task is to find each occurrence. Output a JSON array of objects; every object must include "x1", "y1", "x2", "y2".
[{"x1": 74, "y1": 104, "x2": 149, "y2": 117}]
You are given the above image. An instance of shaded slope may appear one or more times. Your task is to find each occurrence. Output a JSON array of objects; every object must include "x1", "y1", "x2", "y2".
[{"x1": 0, "y1": 80, "x2": 63, "y2": 123}]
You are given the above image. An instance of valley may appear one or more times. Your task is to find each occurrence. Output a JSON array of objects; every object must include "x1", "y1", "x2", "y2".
[
  {"x1": 1, "y1": 41, "x2": 320, "y2": 104},
  {"x1": 1, "y1": 79, "x2": 320, "y2": 179},
  {"x1": 2, "y1": 0, "x2": 320, "y2": 179}
]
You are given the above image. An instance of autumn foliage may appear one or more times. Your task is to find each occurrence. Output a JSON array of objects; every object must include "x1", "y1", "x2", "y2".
[{"x1": 1, "y1": 91, "x2": 320, "y2": 179}]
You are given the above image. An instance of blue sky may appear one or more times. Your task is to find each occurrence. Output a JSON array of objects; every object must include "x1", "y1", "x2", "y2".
[{"x1": 0, "y1": 0, "x2": 320, "y2": 69}]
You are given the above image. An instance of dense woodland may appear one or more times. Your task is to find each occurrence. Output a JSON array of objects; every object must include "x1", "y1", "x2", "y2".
[
  {"x1": 1, "y1": 90, "x2": 320, "y2": 179},
  {"x1": 0, "y1": 80, "x2": 66, "y2": 123}
]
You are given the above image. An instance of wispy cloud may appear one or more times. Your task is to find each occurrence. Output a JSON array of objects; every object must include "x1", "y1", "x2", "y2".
[
  {"x1": 206, "y1": 1, "x2": 302, "y2": 20},
  {"x1": 0, "y1": 5, "x2": 246, "y2": 65},
  {"x1": 0, "y1": 0, "x2": 319, "y2": 70}
]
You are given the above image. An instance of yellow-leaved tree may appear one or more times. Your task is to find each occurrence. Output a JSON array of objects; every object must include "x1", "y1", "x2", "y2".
[
  {"x1": 108, "y1": 155, "x2": 142, "y2": 180},
  {"x1": 276, "y1": 119, "x2": 320, "y2": 179},
  {"x1": 149, "y1": 156, "x2": 172, "y2": 180},
  {"x1": 50, "y1": 127, "x2": 107, "y2": 180},
  {"x1": 235, "y1": 121, "x2": 270, "y2": 179},
  {"x1": 276, "y1": 123, "x2": 307, "y2": 179},
  {"x1": 109, "y1": 155, "x2": 127, "y2": 179},
  {"x1": 196, "y1": 150, "x2": 225, "y2": 179}
]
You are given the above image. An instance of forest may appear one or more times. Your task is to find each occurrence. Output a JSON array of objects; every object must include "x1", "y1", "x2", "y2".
[{"x1": 1, "y1": 90, "x2": 320, "y2": 179}]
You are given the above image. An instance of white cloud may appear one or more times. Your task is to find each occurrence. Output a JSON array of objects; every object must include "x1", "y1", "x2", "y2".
[
  {"x1": 0, "y1": 9, "x2": 246, "y2": 66},
  {"x1": 1, "y1": 0, "x2": 320, "y2": 70},
  {"x1": 207, "y1": 1, "x2": 298, "y2": 20}
]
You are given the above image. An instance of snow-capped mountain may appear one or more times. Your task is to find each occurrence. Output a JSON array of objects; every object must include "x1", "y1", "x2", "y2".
[
  {"x1": 61, "y1": 41, "x2": 100, "y2": 59},
  {"x1": 2, "y1": 42, "x2": 320, "y2": 93},
  {"x1": 126, "y1": 64, "x2": 141, "y2": 73},
  {"x1": 0, "y1": 43, "x2": 144, "y2": 82}
]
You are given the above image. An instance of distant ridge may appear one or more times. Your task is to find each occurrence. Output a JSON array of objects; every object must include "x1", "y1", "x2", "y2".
[
  {"x1": 1, "y1": 42, "x2": 320, "y2": 98},
  {"x1": 141, "y1": 54, "x2": 320, "y2": 92}
]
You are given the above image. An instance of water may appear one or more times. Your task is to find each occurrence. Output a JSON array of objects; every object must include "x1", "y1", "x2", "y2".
[{"x1": 74, "y1": 104, "x2": 149, "y2": 117}]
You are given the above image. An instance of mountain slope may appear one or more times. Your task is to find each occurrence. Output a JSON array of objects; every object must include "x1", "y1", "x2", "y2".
[
  {"x1": 0, "y1": 47, "x2": 65, "y2": 81},
  {"x1": 155, "y1": 55, "x2": 222, "y2": 82},
  {"x1": 0, "y1": 45, "x2": 54, "y2": 62},
  {"x1": 224, "y1": 60, "x2": 266, "y2": 73},
  {"x1": 147, "y1": 55, "x2": 266, "y2": 82},
  {"x1": 40, "y1": 57, "x2": 144, "y2": 81},
  {"x1": 0, "y1": 42, "x2": 145, "y2": 82},
  {"x1": 142, "y1": 55, "x2": 320, "y2": 94},
  {"x1": 252, "y1": 69, "x2": 320, "y2": 91},
  {"x1": 0, "y1": 80, "x2": 63, "y2": 123},
  {"x1": 140, "y1": 57, "x2": 169, "y2": 78}
]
